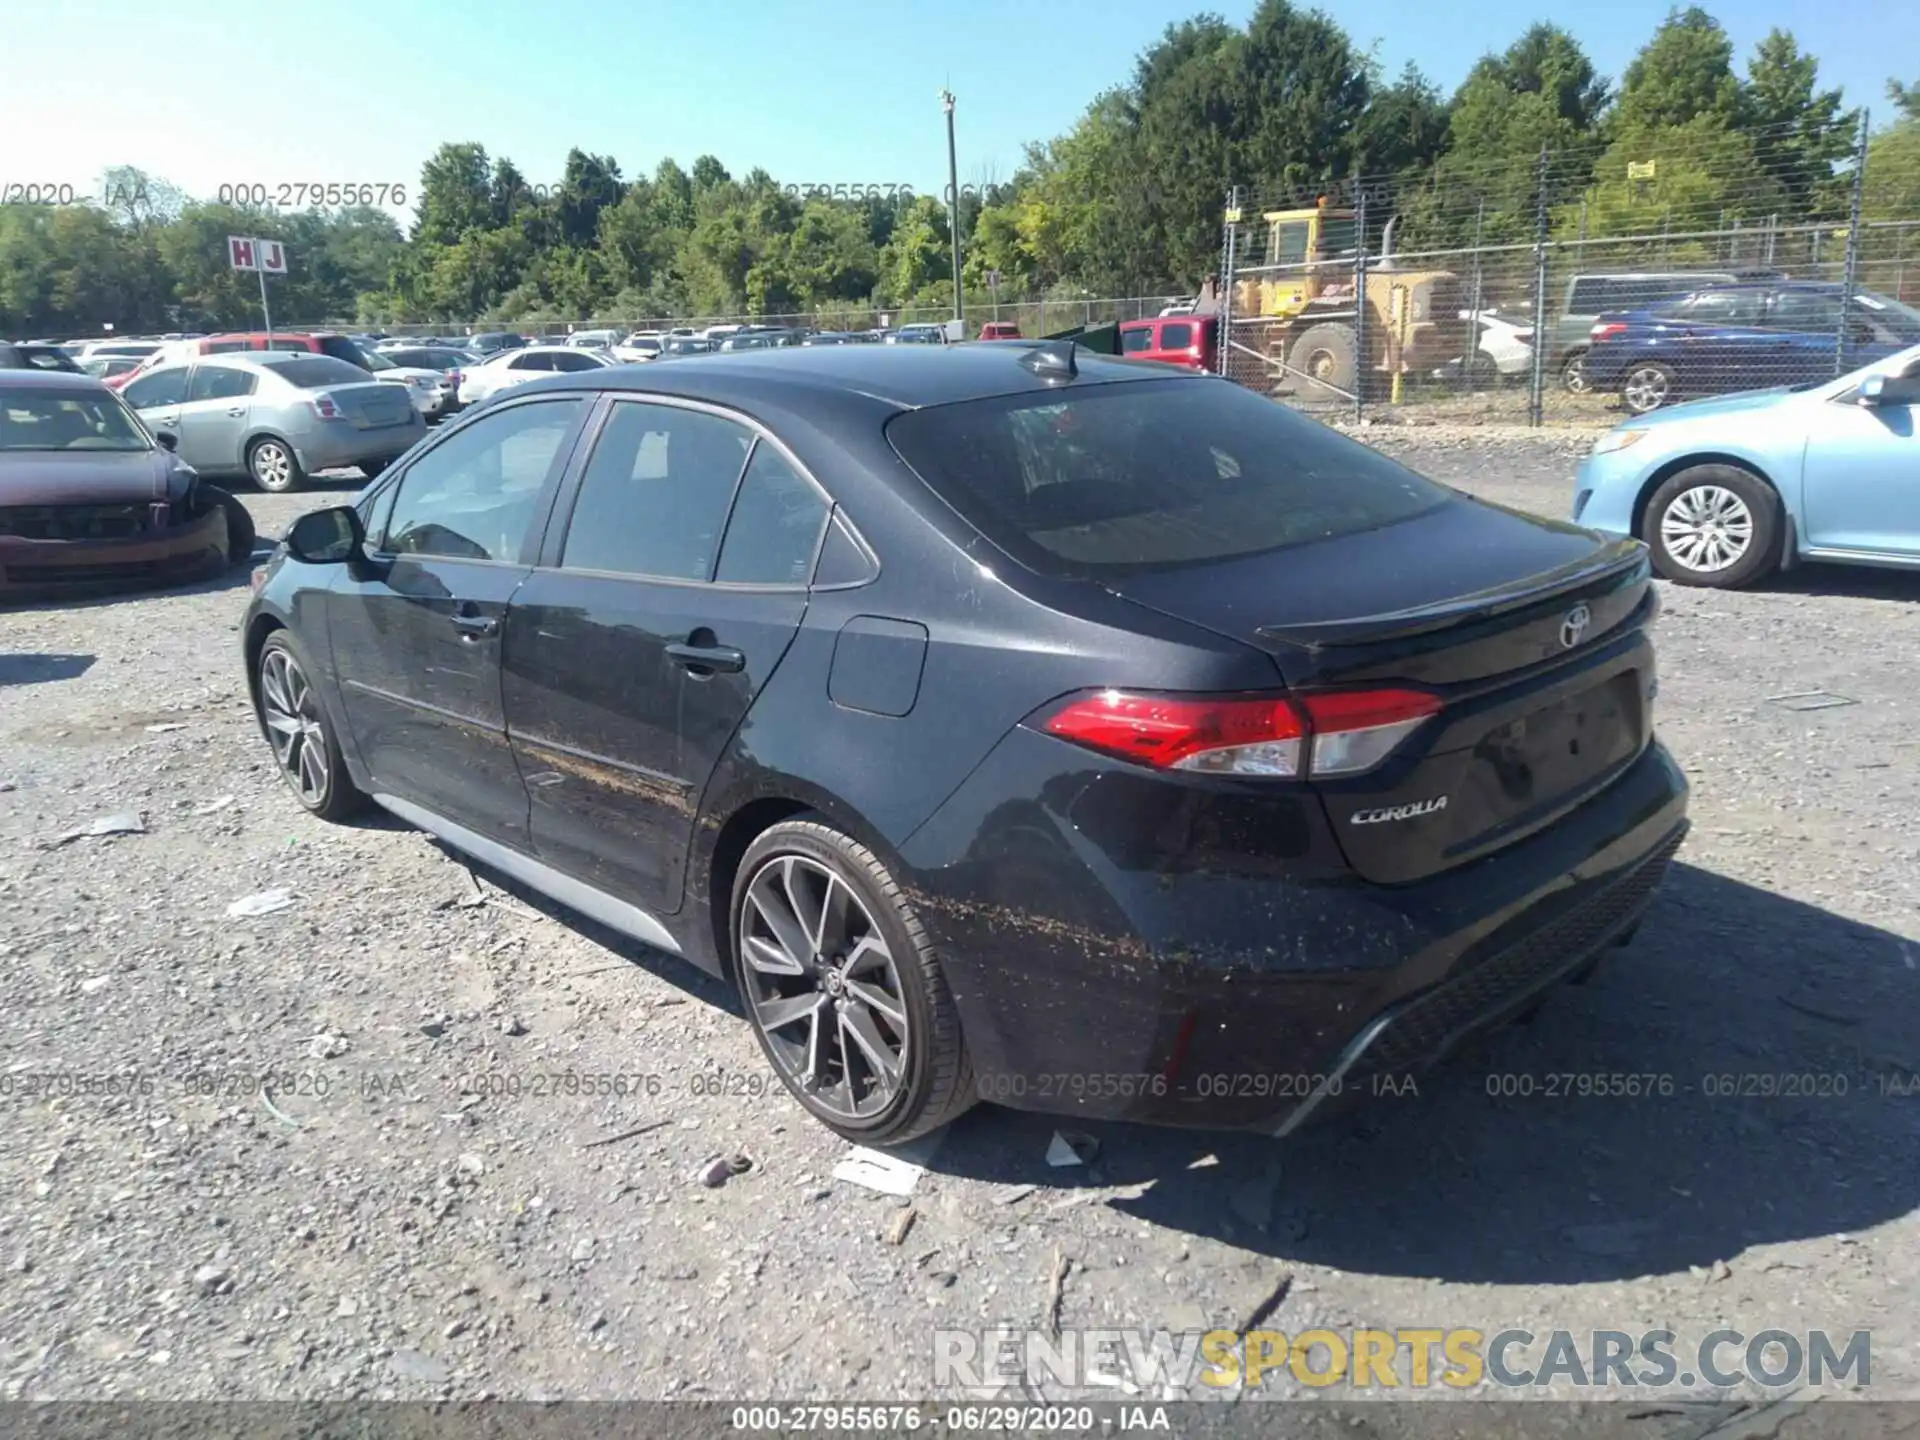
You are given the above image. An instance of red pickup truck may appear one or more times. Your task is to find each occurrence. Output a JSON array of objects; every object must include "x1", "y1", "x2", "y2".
[{"x1": 1117, "y1": 315, "x2": 1218, "y2": 372}]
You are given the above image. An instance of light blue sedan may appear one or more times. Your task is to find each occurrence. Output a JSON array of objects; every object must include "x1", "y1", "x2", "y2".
[{"x1": 1573, "y1": 343, "x2": 1920, "y2": 588}]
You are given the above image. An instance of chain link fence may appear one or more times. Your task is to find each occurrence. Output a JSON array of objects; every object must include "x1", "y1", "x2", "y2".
[
  {"x1": 1216, "y1": 115, "x2": 1920, "y2": 426},
  {"x1": 339, "y1": 295, "x2": 1189, "y2": 344}
]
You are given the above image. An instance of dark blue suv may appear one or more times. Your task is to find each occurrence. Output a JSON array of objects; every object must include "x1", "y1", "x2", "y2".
[{"x1": 1585, "y1": 280, "x2": 1920, "y2": 414}]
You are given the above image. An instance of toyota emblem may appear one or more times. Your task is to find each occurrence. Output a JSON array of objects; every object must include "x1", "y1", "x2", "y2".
[{"x1": 1560, "y1": 603, "x2": 1592, "y2": 649}]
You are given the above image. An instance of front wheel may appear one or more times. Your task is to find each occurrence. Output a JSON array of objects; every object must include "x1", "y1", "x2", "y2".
[
  {"x1": 1561, "y1": 350, "x2": 1590, "y2": 394},
  {"x1": 1644, "y1": 464, "x2": 1781, "y2": 589},
  {"x1": 731, "y1": 819, "x2": 976, "y2": 1145},
  {"x1": 256, "y1": 632, "x2": 366, "y2": 821},
  {"x1": 248, "y1": 436, "x2": 305, "y2": 493},
  {"x1": 209, "y1": 487, "x2": 255, "y2": 564}
]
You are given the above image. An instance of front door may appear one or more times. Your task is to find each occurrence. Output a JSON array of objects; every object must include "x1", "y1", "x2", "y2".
[
  {"x1": 175, "y1": 364, "x2": 257, "y2": 473},
  {"x1": 327, "y1": 394, "x2": 592, "y2": 847},
  {"x1": 502, "y1": 398, "x2": 826, "y2": 915},
  {"x1": 120, "y1": 364, "x2": 190, "y2": 442},
  {"x1": 1801, "y1": 380, "x2": 1920, "y2": 558}
]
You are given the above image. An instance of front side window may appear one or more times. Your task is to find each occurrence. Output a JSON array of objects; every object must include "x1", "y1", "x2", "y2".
[
  {"x1": 187, "y1": 366, "x2": 258, "y2": 402},
  {"x1": 561, "y1": 402, "x2": 753, "y2": 580},
  {"x1": 1160, "y1": 322, "x2": 1193, "y2": 350},
  {"x1": 379, "y1": 398, "x2": 584, "y2": 562}
]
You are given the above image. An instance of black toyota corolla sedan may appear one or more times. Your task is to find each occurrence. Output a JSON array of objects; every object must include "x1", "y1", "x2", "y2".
[{"x1": 242, "y1": 341, "x2": 1689, "y2": 1144}]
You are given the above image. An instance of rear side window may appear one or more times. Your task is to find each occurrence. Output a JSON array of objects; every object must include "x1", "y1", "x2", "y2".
[
  {"x1": 270, "y1": 356, "x2": 370, "y2": 388},
  {"x1": 716, "y1": 443, "x2": 829, "y2": 585},
  {"x1": 187, "y1": 366, "x2": 257, "y2": 401},
  {"x1": 268, "y1": 338, "x2": 309, "y2": 351},
  {"x1": 549, "y1": 351, "x2": 604, "y2": 373},
  {"x1": 886, "y1": 377, "x2": 1449, "y2": 578},
  {"x1": 205, "y1": 339, "x2": 251, "y2": 353},
  {"x1": 319, "y1": 336, "x2": 370, "y2": 367},
  {"x1": 561, "y1": 402, "x2": 754, "y2": 580},
  {"x1": 124, "y1": 368, "x2": 190, "y2": 408},
  {"x1": 511, "y1": 353, "x2": 553, "y2": 371},
  {"x1": 1120, "y1": 327, "x2": 1154, "y2": 354},
  {"x1": 1160, "y1": 322, "x2": 1193, "y2": 350}
]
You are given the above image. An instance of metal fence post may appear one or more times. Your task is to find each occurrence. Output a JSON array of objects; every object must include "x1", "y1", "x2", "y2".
[
  {"x1": 1836, "y1": 110, "x2": 1870, "y2": 377},
  {"x1": 1352, "y1": 186, "x2": 1369, "y2": 422},
  {"x1": 1217, "y1": 185, "x2": 1240, "y2": 377},
  {"x1": 1528, "y1": 144, "x2": 1551, "y2": 429}
]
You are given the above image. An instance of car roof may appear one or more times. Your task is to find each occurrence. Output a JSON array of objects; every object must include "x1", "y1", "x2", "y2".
[
  {"x1": 0, "y1": 368, "x2": 113, "y2": 393},
  {"x1": 503, "y1": 340, "x2": 1198, "y2": 411}
]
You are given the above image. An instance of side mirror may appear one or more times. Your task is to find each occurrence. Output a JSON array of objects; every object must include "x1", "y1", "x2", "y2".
[
  {"x1": 1859, "y1": 373, "x2": 1920, "y2": 407},
  {"x1": 285, "y1": 505, "x2": 366, "y2": 565},
  {"x1": 154, "y1": 429, "x2": 178, "y2": 452}
]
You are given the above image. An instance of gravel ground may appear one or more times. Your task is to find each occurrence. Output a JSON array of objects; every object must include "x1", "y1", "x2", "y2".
[{"x1": 3, "y1": 431, "x2": 1917, "y2": 1422}]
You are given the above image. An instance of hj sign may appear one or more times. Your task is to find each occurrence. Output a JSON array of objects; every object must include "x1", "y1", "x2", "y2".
[{"x1": 227, "y1": 236, "x2": 288, "y2": 274}]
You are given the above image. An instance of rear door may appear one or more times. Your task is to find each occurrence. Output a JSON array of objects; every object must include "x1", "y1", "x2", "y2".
[
  {"x1": 327, "y1": 395, "x2": 592, "y2": 846},
  {"x1": 175, "y1": 364, "x2": 257, "y2": 471},
  {"x1": 501, "y1": 397, "x2": 825, "y2": 914},
  {"x1": 1668, "y1": 288, "x2": 1780, "y2": 391}
]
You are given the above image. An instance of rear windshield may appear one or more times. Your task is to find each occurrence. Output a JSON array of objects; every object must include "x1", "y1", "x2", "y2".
[
  {"x1": 886, "y1": 377, "x2": 1450, "y2": 578},
  {"x1": 269, "y1": 356, "x2": 371, "y2": 389},
  {"x1": 319, "y1": 335, "x2": 372, "y2": 368}
]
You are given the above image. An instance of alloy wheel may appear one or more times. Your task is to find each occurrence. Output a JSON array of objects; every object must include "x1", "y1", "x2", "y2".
[
  {"x1": 738, "y1": 853, "x2": 910, "y2": 1122},
  {"x1": 1660, "y1": 484, "x2": 1754, "y2": 573},
  {"x1": 1622, "y1": 366, "x2": 1671, "y2": 414},
  {"x1": 252, "y1": 441, "x2": 293, "y2": 490},
  {"x1": 1562, "y1": 353, "x2": 1589, "y2": 393},
  {"x1": 259, "y1": 647, "x2": 331, "y2": 806}
]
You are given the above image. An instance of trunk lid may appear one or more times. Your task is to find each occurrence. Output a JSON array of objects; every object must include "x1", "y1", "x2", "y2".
[
  {"x1": 321, "y1": 382, "x2": 415, "y2": 430},
  {"x1": 1105, "y1": 499, "x2": 1659, "y2": 884}
]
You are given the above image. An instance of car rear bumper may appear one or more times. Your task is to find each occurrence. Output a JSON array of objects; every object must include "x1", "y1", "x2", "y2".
[
  {"x1": 900, "y1": 728, "x2": 1690, "y2": 1133},
  {"x1": 0, "y1": 508, "x2": 226, "y2": 598},
  {"x1": 296, "y1": 419, "x2": 426, "y2": 472}
]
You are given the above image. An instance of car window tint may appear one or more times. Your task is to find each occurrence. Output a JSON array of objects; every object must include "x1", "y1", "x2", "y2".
[
  {"x1": 270, "y1": 356, "x2": 369, "y2": 388},
  {"x1": 380, "y1": 398, "x2": 584, "y2": 562},
  {"x1": 188, "y1": 366, "x2": 257, "y2": 401},
  {"x1": 716, "y1": 442, "x2": 829, "y2": 585},
  {"x1": 1121, "y1": 328, "x2": 1154, "y2": 353},
  {"x1": 205, "y1": 339, "x2": 250, "y2": 353},
  {"x1": 887, "y1": 376, "x2": 1450, "y2": 579},
  {"x1": 1673, "y1": 290, "x2": 1765, "y2": 324},
  {"x1": 512, "y1": 352, "x2": 552, "y2": 371},
  {"x1": 124, "y1": 368, "x2": 189, "y2": 408},
  {"x1": 549, "y1": 351, "x2": 603, "y2": 372},
  {"x1": 1160, "y1": 322, "x2": 1193, "y2": 349},
  {"x1": 319, "y1": 336, "x2": 370, "y2": 367},
  {"x1": 562, "y1": 402, "x2": 753, "y2": 579},
  {"x1": 1767, "y1": 291, "x2": 1843, "y2": 332}
]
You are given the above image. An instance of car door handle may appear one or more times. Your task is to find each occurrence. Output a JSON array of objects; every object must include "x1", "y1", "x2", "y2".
[
  {"x1": 666, "y1": 641, "x2": 745, "y2": 674},
  {"x1": 226, "y1": 406, "x2": 247, "y2": 417},
  {"x1": 450, "y1": 612, "x2": 499, "y2": 638}
]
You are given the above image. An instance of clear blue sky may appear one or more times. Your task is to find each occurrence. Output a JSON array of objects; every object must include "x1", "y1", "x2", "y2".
[{"x1": 3, "y1": 0, "x2": 1913, "y2": 216}]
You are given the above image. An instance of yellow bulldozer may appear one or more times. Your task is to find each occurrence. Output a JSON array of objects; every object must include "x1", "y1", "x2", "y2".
[{"x1": 1230, "y1": 199, "x2": 1462, "y2": 400}]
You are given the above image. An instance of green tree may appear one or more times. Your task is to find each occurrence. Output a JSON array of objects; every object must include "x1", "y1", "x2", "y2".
[
  {"x1": 555, "y1": 149, "x2": 624, "y2": 247},
  {"x1": 413, "y1": 142, "x2": 492, "y2": 245},
  {"x1": 1888, "y1": 79, "x2": 1920, "y2": 122},
  {"x1": 1742, "y1": 29, "x2": 1859, "y2": 216},
  {"x1": 1614, "y1": 7, "x2": 1743, "y2": 132}
]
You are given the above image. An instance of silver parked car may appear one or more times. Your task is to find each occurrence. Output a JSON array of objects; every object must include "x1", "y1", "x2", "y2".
[{"x1": 120, "y1": 352, "x2": 427, "y2": 493}]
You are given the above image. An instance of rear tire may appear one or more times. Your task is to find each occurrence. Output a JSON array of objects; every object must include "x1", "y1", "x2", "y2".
[
  {"x1": 1621, "y1": 361, "x2": 1677, "y2": 415},
  {"x1": 1560, "y1": 349, "x2": 1591, "y2": 394},
  {"x1": 248, "y1": 436, "x2": 304, "y2": 493},
  {"x1": 731, "y1": 818, "x2": 976, "y2": 1146},
  {"x1": 1643, "y1": 464, "x2": 1780, "y2": 589}
]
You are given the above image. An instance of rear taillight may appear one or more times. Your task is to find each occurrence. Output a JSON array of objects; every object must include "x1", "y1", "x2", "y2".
[
  {"x1": 1039, "y1": 688, "x2": 1441, "y2": 779},
  {"x1": 309, "y1": 395, "x2": 344, "y2": 420},
  {"x1": 1590, "y1": 322, "x2": 1626, "y2": 341}
]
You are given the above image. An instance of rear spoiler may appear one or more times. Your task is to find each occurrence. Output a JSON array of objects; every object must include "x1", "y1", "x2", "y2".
[{"x1": 1043, "y1": 321, "x2": 1122, "y2": 355}]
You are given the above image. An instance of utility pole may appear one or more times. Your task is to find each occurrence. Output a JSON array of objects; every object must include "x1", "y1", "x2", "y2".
[{"x1": 940, "y1": 89, "x2": 964, "y2": 333}]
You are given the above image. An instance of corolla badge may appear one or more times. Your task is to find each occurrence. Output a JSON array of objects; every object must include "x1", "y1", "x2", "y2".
[
  {"x1": 1560, "y1": 603, "x2": 1593, "y2": 649},
  {"x1": 1351, "y1": 797, "x2": 1448, "y2": 825}
]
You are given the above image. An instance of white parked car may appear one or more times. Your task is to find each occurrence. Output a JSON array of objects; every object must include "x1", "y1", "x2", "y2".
[
  {"x1": 455, "y1": 345, "x2": 615, "y2": 406},
  {"x1": 361, "y1": 348, "x2": 457, "y2": 418},
  {"x1": 568, "y1": 328, "x2": 623, "y2": 349},
  {"x1": 612, "y1": 331, "x2": 663, "y2": 363},
  {"x1": 701, "y1": 323, "x2": 746, "y2": 341},
  {"x1": 1435, "y1": 309, "x2": 1536, "y2": 383}
]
